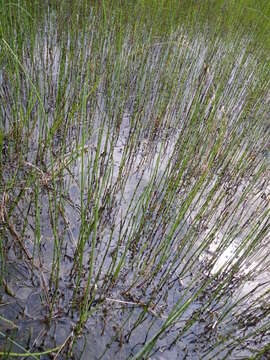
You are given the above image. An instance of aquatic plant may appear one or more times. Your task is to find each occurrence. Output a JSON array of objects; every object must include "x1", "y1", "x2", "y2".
[{"x1": 0, "y1": 1, "x2": 269, "y2": 358}]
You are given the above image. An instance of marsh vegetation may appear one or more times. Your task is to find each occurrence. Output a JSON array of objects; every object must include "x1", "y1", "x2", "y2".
[{"x1": 0, "y1": 1, "x2": 269, "y2": 359}]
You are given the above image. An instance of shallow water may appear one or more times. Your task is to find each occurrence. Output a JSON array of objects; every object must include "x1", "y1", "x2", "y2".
[{"x1": 1, "y1": 14, "x2": 270, "y2": 359}]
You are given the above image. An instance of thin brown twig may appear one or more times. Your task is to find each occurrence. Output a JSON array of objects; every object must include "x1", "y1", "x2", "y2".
[{"x1": 105, "y1": 297, "x2": 168, "y2": 319}]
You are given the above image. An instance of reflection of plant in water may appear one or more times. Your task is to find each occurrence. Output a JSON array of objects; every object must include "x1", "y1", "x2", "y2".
[{"x1": 0, "y1": 1, "x2": 270, "y2": 359}]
